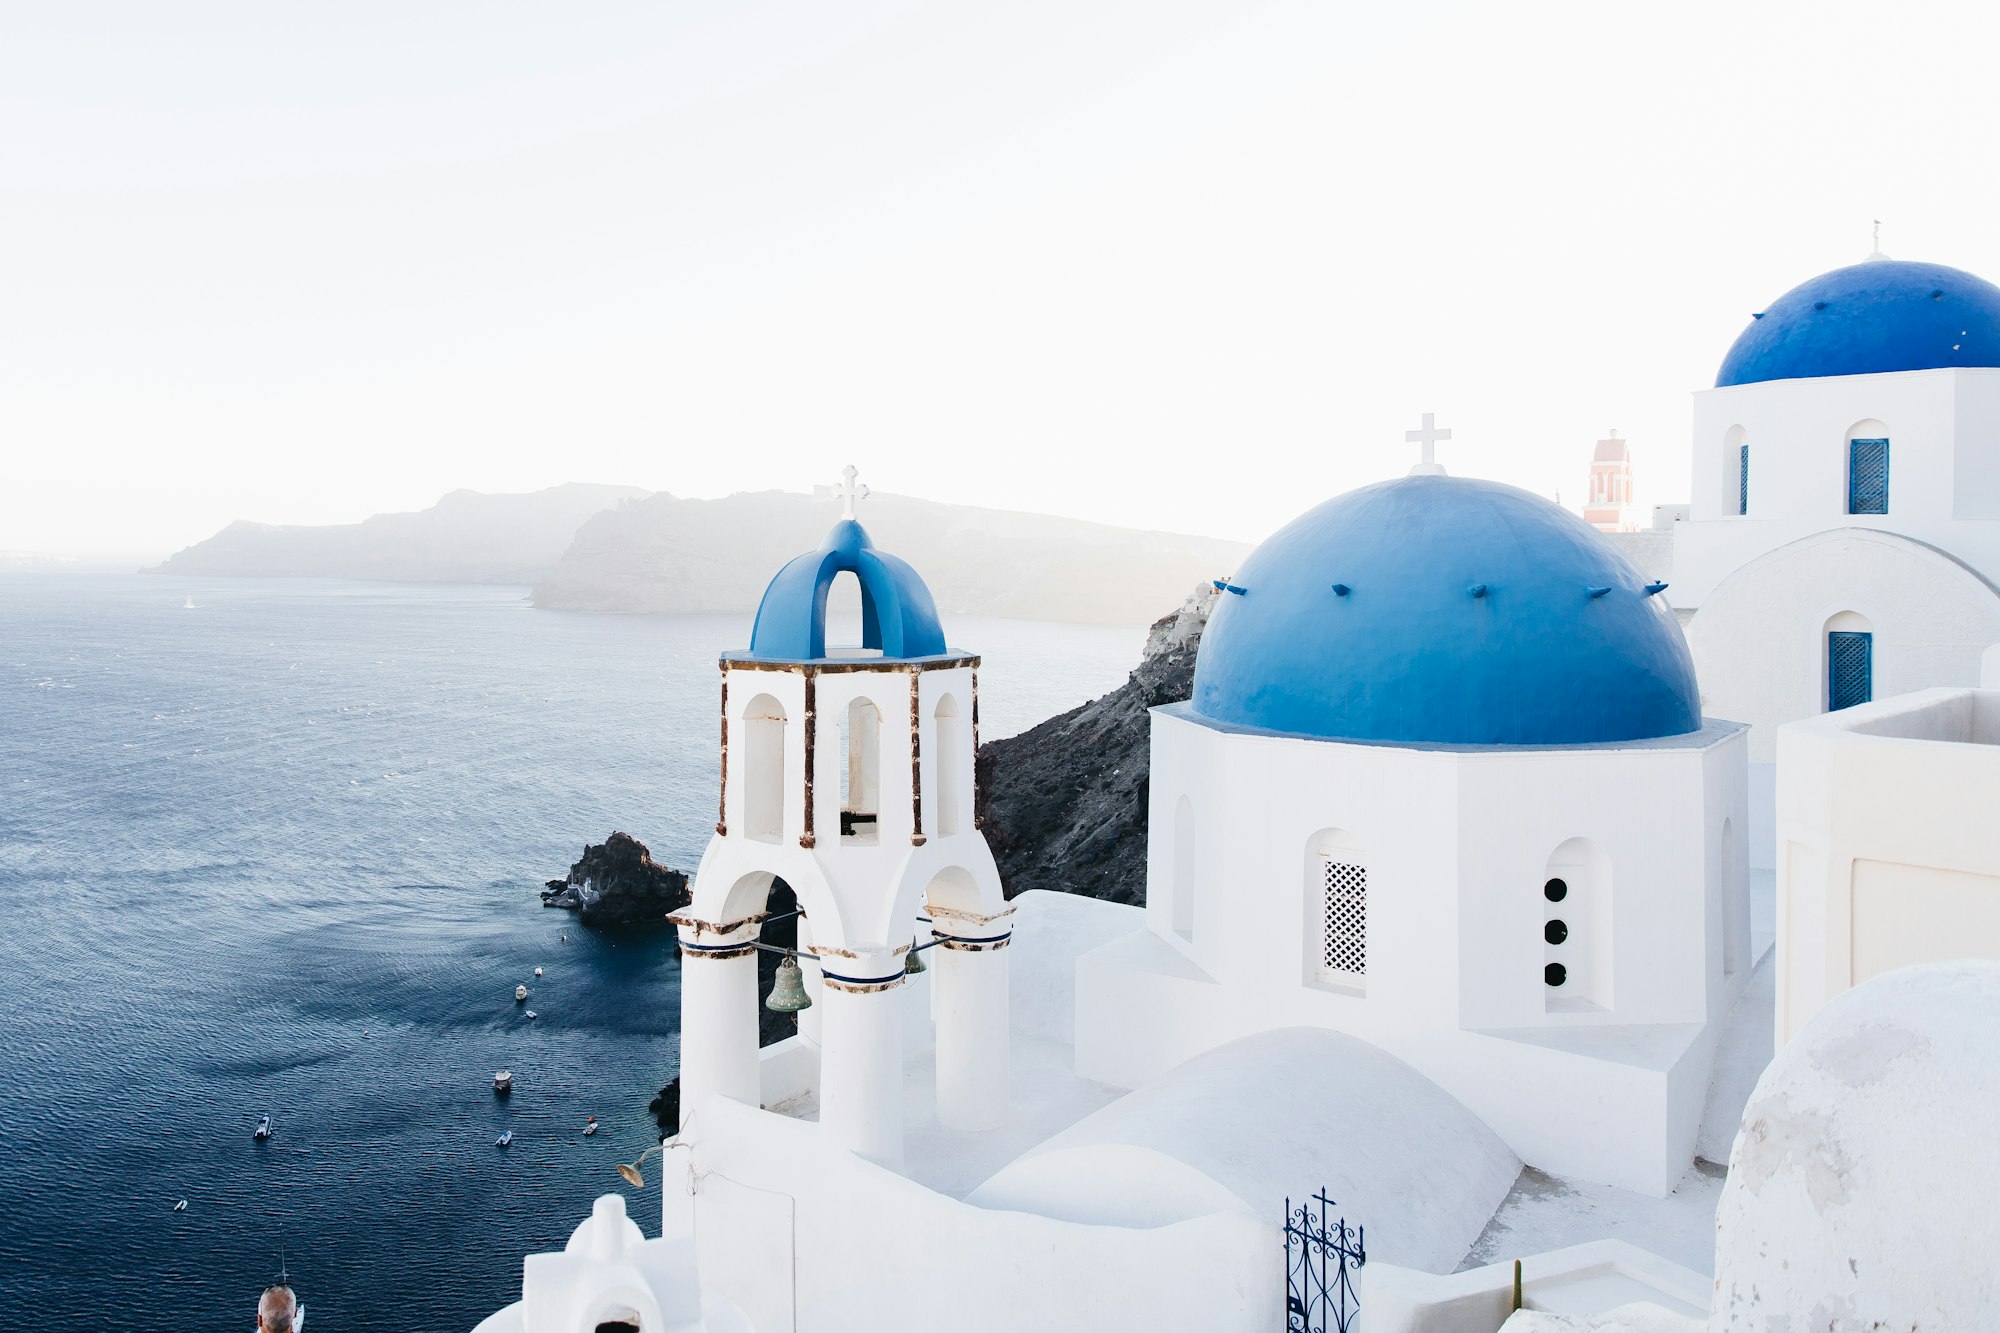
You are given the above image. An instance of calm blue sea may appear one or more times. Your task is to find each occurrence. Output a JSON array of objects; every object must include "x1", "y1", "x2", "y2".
[{"x1": 0, "y1": 574, "x2": 1139, "y2": 1332}]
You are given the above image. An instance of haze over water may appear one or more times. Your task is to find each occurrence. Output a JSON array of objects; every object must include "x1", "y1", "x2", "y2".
[{"x1": 0, "y1": 574, "x2": 1138, "y2": 1332}]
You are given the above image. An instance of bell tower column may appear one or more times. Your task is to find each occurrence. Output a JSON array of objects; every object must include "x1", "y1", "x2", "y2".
[
  {"x1": 931, "y1": 905, "x2": 1014, "y2": 1131},
  {"x1": 814, "y1": 946, "x2": 906, "y2": 1169},
  {"x1": 671, "y1": 914, "x2": 764, "y2": 1133}
]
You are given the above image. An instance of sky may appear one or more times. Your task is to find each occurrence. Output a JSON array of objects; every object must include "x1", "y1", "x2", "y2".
[{"x1": 7, "y1": 0, "x2": 2000, "y2": 559}]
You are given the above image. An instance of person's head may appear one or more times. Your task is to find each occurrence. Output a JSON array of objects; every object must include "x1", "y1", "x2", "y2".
[{"x1": 256, "y1": 1284, "x2": 296, "y2": 1333}]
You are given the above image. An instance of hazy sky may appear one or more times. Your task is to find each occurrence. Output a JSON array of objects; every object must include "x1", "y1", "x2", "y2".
[{"x1": 8, "y1": 0, "x2": 2000, "y2": 558}]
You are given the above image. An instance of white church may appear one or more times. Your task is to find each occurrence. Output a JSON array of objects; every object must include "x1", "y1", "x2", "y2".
[{"x1": 476, "y1": 252, "x2": 2000, "y2": 1332}]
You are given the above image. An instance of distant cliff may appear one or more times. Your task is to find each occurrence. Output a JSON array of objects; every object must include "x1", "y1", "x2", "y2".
[
  {"x1": 974, "y1": 584, "x2": 1213, "y2": 905},
  {"x1": 151, "y1": 483, "x2": 650, "y2": 584},
  {"x1": 533, "y1": 491, "x2": 1250, "y2": 627}
]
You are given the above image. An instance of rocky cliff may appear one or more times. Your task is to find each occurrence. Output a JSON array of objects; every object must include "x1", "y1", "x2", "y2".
[
  {"x1": 973, "y1": 584, "x2": 1213, "y2": 906},
  {"x1": 534, "y1": 489, "x2": 1248, "y2": 627},
  {"x1": 152, "y1": 483, "x2": 650, "y2": 584},
  {"x1": 542, "y1": 831, "x2": 690, "y2": 927}
]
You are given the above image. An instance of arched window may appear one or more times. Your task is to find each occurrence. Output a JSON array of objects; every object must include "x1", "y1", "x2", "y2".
[
  {"x1": 934, "y1": 693, "x2": 963, "y2": 837},
  {"x1": 1725, "y1": 425, "x2": 1749, "y2": 516},
  {"x1": 1171, "y1": 796, "x2": 1196, "y2": 941},
  {"x1": 1305, "y1": 829, "x2": 1367, "y2": 991},
  {"x1": 1826, "y1": 610, "x2": 1873, "y2": 711},
  {"x1": 822, "y1": 570, "x2": 872, "y2": 656},
  {"x1": 1544, "y1": 837, "x2": 1612, "y2": 1012},
  {"x1": 840, "y1": 696, "x2": 881, "y2": 842},
  {"x1": 743, "y1": 694, "x2": 787, "y2": 842},
  {"x1": 1846, "y1": 419, "x2": 1889, "y2": 515}
]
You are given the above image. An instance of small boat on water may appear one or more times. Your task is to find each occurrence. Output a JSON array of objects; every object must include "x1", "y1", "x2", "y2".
[
  {"x1": 525, "y1": 1009, "x2": 538, "y2": 1020},
  {"x1": 534, "y1": 966, "x2": 544, "y2": 977},
  {"x1": 253, "y1": 1116, "x2": 271, "y2": 1141},
  {"x1": 495, "y1": 1130, "x2": 514, "y2": 1147},
  {"x1": 583, "y1": 1117, "x2": 598, "y2": 1137},
  {"x1": 515, "y1": 985, "x2": 529, "y2": 1002},
  {"x1": 494, "y1": 1070, "x2": 513, "y2": 1096},
  {"x1": 173, "y1": 1199, "x2": 187, "y2": 1212},
  {"x1": 183, "y1": 597, "x2": 195, "y2": 610}
]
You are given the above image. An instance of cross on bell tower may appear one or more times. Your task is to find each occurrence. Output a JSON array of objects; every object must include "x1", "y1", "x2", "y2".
[
  {"x1": 828, "y1": 464, "x2": 870, "y2": 520},
  {"x1": 1406, "y1": 413, "x2": 1451, "y2": 476}
]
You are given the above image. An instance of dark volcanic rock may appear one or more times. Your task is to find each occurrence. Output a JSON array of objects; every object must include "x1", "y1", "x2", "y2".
[
  {"x1": 541, "y1": 831, "x2": 689, "y2": 927},
  {"x1": 974, "y1": 584, "x2": 1213, "y2": 907}
]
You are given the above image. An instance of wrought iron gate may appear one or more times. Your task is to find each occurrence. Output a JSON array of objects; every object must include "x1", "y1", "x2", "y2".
[{"x1": 1284, "y1": 1189, "x2": 1364, "y2": 1333}]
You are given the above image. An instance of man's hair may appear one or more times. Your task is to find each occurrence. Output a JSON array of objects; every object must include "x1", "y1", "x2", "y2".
[{"x1": 258, "y1": 1284, "x2": 297, "y2": 1332}]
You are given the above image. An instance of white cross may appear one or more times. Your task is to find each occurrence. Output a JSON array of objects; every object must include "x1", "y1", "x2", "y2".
[
  {"x1": 1405, "y1": 413, "x2": 1451, "y2": 475},
  {"x1": 828, "y1": 464, "x2": 870, "y2": 520}
]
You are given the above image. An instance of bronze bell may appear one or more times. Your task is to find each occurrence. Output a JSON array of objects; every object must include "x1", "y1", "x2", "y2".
[
  {"x1": 766, "y1": 954, "x2": 811, "y2": 1013},
  {"x1": 903, "y1": 934, "x2": 927, "y2": 976}
]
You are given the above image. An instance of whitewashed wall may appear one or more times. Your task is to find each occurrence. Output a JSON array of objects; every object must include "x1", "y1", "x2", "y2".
[
  {"x1": 1684, "y1": 528, "x2": 2000, "y2": 763},
  {"x1": 1774, "y1": 687, "x2": 2000, "y2": 1044}
]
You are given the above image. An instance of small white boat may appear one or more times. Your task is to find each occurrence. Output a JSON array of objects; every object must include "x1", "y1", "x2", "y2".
[
  {"x1": 253, "y1": 1116, "x2": 271, "y2": 1141},
  {"x1": 583, "y1": 1117, "x2": 598, "y2": 1137},
  {"x1": 183, "y1": 597, "x2": 195, "y2": 610},
  {"x1": 494, "y1": 1070, "x2": 513, "y2": 1096},
  {"x1": 495, "y1": 1130, "x2": 514, "y2": 1147},
  {"x1": 173, "y1": 1199, "x2": 187, "y2": 1212},
  {"x1": 515, "y1": 985, "x2": 529, "y2": 1002},
  {"x1": 534, "y1": 967, "x2": 543, "y2": 977},
  {"x1": 525, "y1": 1009, "x2": 538, "y2": 1020}
]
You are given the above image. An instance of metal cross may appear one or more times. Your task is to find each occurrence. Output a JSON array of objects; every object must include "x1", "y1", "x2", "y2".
[
  {"x1": 1405, "y1": 413, "x2": 1451, "y2": 469},
  {"x1": 830, "y1": 464, "x2": 870, "y2": 520}
]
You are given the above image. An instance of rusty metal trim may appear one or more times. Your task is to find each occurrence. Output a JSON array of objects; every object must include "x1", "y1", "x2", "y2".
[
  {"x1": 908, "y1": 668, "x2": 923, "y2": 843},
  {"x1": 938, "y1": 936, "x2": 1012, "y2": 953},
  {"x1": 667, "y1": 909, "x2": 770, "y2": 938},
  {"x1": 801, "y1": 671, "x2": 817, "y2": 850},
  {"x1": 819, "y1": 974, "x2": 906, "y2": 994},
  {"x1": 717, "y1": 667, "x2": 729, "y2": 837},
  {"x1": 720, "y1": 654, "x2": 980, "y2": 674}
]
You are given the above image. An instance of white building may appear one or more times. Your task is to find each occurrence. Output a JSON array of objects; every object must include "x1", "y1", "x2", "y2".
[
  {"x1": 1582, "y1": 432, "x2": 1639, "y2": 533},
  {"x1": 1081, "y1": 461, "x2": 1750, "y2": 1195},
  {"x1": 1669, "y1": 256, "x2": 2000, "y2": 766}
]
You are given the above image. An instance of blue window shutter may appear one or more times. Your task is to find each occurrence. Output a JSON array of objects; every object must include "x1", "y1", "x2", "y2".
[
  {"x1": 1738, "y1": 444, "x2": 1750, "y2": 515},
  {"x1": 1848, "y1": 439, "x2": 1889, "y2": 515},
  {"x1": 1829, "y1": 631, "x2": 1873, "y2": 711}
]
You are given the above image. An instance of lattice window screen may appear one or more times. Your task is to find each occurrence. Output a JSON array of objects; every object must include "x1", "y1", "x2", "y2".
[
  {"x1": 1848, "y1": 439, "x2": 1889, "y2": 515},
  {"x1": 1829, "y1": 631, "x2": 1872, "y2": 711},
  {"x1": 1738, "y1": 443, "x2": 1750, "y2": 515},
  {"x1": 1318, "y1": 857, "x2": 1367, "y2": 984}
]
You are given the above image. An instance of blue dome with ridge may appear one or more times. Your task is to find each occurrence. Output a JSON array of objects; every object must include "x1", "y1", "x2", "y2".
[
  {"x1": 1191, "y1": 475, "x2": 1701, "y2": 746},
  {"x1": 1716, "y1": 259, "x2": 2000, "y2": 387},
  {"x1": 744, "y1": 518, "x2": 948, "y2": 661}
]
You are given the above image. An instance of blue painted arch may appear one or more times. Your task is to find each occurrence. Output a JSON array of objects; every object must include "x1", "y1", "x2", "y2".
[
  {"x1": 1191, "y1": 475, "x2": 1701, "y2": 746},
  {"x1": 1716, "y1": 259, "x2": 2000, "y2": 387},
  {"x1": 746, "y1": 519, "x2": 948, "y2": 661}
]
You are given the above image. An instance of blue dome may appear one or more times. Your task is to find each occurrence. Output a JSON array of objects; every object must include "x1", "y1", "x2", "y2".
[
  {"x1": 1191, "y1": 476, "x2": 1701, "y2": 746},
  {"x1": 745, "y1": 519, "x2": 948, "y2": 661},
  {"x1": 1716, "y1": 259, "x2": 2000, "y2": 387}
]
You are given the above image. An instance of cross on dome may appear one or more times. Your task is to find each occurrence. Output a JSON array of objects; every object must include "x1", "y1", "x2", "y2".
[
  {"x1": 827, "y1": 464, "x2": 870, "y2": 520},
  {"x1": 1405, "y1": 413, "x2": 1451, "y2": 476}
]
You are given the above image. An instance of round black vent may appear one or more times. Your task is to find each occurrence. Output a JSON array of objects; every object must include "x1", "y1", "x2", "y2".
[
  {"x1": 1545, "y1": 962, "x2": 1568, "y2": 987},
  {"x1": 1544, "y1": 919, "x2": 1568, "y2": 946},
  {"x1": 1544, "y1": 878, "x2": 1568, "y2": 902}
]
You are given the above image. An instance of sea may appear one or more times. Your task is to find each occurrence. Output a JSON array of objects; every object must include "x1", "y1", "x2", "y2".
[{"x1": 0, "y1": 574, "x2": 1140, "y2": 1332}]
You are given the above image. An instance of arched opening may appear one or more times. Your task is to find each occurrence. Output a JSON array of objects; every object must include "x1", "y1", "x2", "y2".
[
  {"x1": 1171, "y1": 796, "x2": 1197, "y2": 941},
  {"x1": 1846, "y1": 419, "x2": 1890, "y2": 515},
  {"x1": 1725, "y1": 424, "x2": 1749, "y2": 516},
  {"x1": 1304, "y1": 828, "x2": 1366, "y2": 992},
  {"x1": 1544, "y1": 837, "x2": 1612, "y2": 1012},
  {"x1": 743, "y1": 694, "x2": 787, "y2": 842},
  {"x1": 840, "y1": 696, "x2": 882, "y2": 842},
  {"x1": 822, "y1": 570, "x2": 876, "y2": 657},
  {"x1": 934, "y1": 693, "x2": 963, "y2": 837},
  {"x1": 1825, "y1": 609, "x2": 1874, "y2": 711}
]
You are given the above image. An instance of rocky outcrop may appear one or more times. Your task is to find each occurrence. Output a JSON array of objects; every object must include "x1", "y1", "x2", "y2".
[
  {"x1": 542, "y1": 832, "x2": 689, "y2": 927},
  {"x1": 973, "y1": 584, "x2": 1214, "y2": 906}
]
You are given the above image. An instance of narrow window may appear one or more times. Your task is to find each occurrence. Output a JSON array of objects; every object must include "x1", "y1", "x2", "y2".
[
  {"x1": 934, "y1": 693, "x2": 962, "y2": 837},
  {"x1": 1738, "y1": 443, "x2": 1750, "y2": 515},
  {"x1": 743, "y1": 694, "x2": 787, "y2": 842},
  {"x1": 1171, "y1": 796, "x2": 1196, "y2": 941},
  {"x1": 1317, "y1": 855, "x2": 1367, "y2": 985},
  {"x1": 1828, "y1": 631, "x2": 1873, "y2": 710},
  {"x1": 1545, "y1": 837, "x2": 1612, "y2": 1012},
  {"x1": 839, "y1": 696, "x2": 881, "y2": 841},
  {"x1": 1848, "y1": 438, "x2": 1889, "y2": 514}
]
